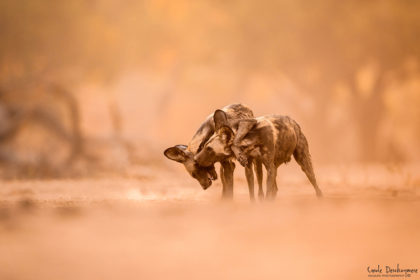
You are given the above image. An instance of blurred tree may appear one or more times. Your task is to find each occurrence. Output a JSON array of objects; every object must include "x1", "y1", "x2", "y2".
[
  {"x1": 220, "y1": 0, "x2": 420, "y2": 161},
  {"x1": 0, "y1": 0, "x2": 132, "y2": 175}
]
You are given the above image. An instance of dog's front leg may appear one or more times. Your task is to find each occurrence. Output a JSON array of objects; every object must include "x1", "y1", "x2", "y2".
[
  {"x1": 266, "y1": 163, "x2": 277, "y2": 200},
  {"x1": 220, "y1": 160, "x2": 235, "y2": 200},
  {"x1": 253, "y1": 159, "x2": 264, "y2": 200},
  {"x1": 244, "y1": 161, "x2": 255, "y2": 201}
]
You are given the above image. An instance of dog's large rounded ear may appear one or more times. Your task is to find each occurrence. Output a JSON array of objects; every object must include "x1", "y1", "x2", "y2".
[
  {"x1": 164, "y1": 145, "x2": 188, "y2": 163},
  {"x1": 214, "y1": 109, "x2": 228, "y2": 130},
  {"x1": 234, "y1": 119, "x2": 257, "y2": 145},
  {"x1": 217, "y1": 126, "x2": 235, "y2": 144}
]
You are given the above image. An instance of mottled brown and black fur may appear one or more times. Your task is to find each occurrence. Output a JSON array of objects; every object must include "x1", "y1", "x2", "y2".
[
  {"x1": 164, "y1": 104, "x2": 263, "y2": 200},
  {"x1": 195, "y1": 111, "x2": 323, "y2": 199}
]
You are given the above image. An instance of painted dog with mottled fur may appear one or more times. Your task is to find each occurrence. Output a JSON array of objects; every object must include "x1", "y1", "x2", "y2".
[
  {"x1": 164, "y1": 104, "x2": 263, "y2": 200},
  {"x1": 195, "y1": 110, "x2": 323, "y2": 199}
]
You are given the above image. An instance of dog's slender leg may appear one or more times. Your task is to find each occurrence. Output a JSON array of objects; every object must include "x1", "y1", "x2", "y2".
[
  {"x1": 293, "y1": 134, "x2": 323, "y2": 197},
  {"x1": 266, "y1": 163, "x2": 277, "y2": 200},
  {"x1": 245, "y1": 162, "x2": 255, "y2": 201},
  {"x1": 221, "y1": 160, "x2": 235, "y2": 199},
  {"x1": 220, "y1": 164, "x2": 226, "y2": 197},
  {"x1": 273, "y1": 175, "x2": 278, "y2": 199},
  {"x1": 253, "y1": 159, "x2": 264, "y2": 200}
]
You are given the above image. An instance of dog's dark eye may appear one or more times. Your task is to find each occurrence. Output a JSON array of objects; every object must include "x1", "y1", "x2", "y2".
[{"x1": 206, "y1": 146, "x2": 213, "y2": 152}]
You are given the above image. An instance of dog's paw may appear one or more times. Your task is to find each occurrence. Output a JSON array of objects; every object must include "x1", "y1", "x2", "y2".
[{"x1": 238, "y1": 155, "x2": 248, "y2": 167}]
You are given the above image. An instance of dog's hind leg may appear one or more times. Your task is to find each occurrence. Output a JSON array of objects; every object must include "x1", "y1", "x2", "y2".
[
  {"x1": 265, "y1": 163, "x2": 277, "y2": 200},
  {"x1": 293, "y1": 132, "x2": 323, "y2": 197}
]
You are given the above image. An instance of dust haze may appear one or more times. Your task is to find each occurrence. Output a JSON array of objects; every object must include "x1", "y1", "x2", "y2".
[{"x1": 0, "y1": 0, "x2": 420, "y2": 279}]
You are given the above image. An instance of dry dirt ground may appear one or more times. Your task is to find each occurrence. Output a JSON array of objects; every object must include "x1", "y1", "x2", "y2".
[{"x1": 0, "y1": 162, "x2": 420, "y2": 280}]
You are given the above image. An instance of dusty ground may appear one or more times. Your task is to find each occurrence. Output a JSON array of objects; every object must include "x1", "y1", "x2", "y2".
[{"x1": 0, "y1": 162, "x2": 419, "y2": 280}]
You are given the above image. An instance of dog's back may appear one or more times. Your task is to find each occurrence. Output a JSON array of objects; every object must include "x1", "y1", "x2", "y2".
[{"x1": 238, "y1": 115, "x2": 297, "y2": 166}]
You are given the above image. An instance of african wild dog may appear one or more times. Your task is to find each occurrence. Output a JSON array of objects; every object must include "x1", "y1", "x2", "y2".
[
  {"x1": 164, "y1": 104, "x2": 263, "y2": 200},
  {"x1": 195, "y1": 110, "x2": 323, "y2": 199}
]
